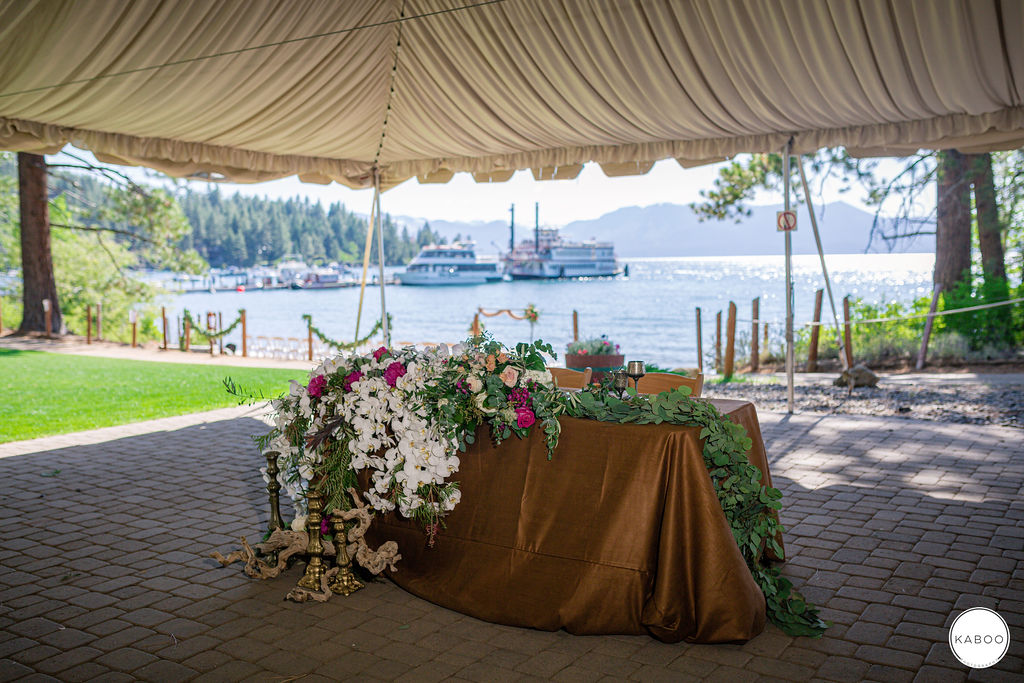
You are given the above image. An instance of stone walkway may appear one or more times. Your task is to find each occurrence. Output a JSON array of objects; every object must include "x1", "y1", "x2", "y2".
[{"x1": 0, "y1": 407, "x2": 1021, "y2": 682}]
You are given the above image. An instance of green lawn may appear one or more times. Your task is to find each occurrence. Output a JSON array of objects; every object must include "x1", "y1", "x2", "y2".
[{"x1": 0, "y1": 349, "x2": 305, "y2": 443}]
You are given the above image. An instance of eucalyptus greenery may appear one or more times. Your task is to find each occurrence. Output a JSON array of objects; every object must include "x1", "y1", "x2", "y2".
[
  {"x1": 561, "y1": 386, "x2": 828, "y2": 637},
  {"x1": 182, "y1": 308, "x2": 244, "y2": 341},
  {"x1": 302, "y1": 314, "x2": 391, "y2": 351}
]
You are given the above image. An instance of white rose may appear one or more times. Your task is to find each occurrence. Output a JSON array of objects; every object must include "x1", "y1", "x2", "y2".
[
  {"x1": 474, "y1": 391, "x2": 496, "y2": 414},
  {"x1": 291, "y1": 515, "x2": 308, "y2": 532}
]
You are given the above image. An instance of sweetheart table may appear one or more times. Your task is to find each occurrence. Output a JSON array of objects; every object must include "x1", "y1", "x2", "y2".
[{"x1": 365, "y1": 398, "x2": 779, "y2": 643}]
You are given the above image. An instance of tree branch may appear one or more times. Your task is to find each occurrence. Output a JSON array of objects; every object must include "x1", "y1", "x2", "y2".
[
  {"x1": 49, "y1": 222, "x2": 162, "y2": 246},
  {"x1": 52, "y1": 151, "x2": 149, "y2": 195}
]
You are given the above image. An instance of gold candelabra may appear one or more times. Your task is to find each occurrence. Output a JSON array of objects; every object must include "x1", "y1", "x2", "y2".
[
  {"x1": 296, "y1": 490, "x2": 326, "y2": 590},
  {"x1": 328, "y1": 514, "x2": 364, "y2": 595}
]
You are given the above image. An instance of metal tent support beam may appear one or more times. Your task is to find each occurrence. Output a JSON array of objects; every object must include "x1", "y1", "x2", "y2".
[
  {"x1": 374, "y1": 172, "x2": 389, "y2": 347},
  {"x1": 796, "y1": 156, "x2": 848, "y2": 371},
  {"x1": 783, "y1": 141, "x2": 794, "y2": 414},
  {"x1": 354, "y1": 173, "x2": 379, "y2": 342}
]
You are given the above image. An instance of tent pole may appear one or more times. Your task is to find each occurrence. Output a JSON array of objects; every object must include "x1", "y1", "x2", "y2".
[
  {"x1": 375, "y1": 172, "x2": 389, "y2": 347},
  {"x1": 354, "y1": 177, "x2": 379, "y2": 342},
  {"x1": 783, "y1": 141, "x2": 794, "y2": 414},
  {"x1": 797, "y1": 156, "x2": 848, "y2": 370}
]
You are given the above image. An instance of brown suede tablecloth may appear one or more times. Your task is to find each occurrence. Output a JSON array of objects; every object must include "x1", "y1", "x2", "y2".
[{"x1": 365, "y1": 399, "x2": 777, "y2": 643}]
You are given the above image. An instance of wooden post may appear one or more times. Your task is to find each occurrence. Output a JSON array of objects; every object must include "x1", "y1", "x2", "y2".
[
  {"x1": 184, "y1": 316, "x2": 191, "y2": 352},
  {"x1": 241, "y1": 309, "x2": 247, "y2": 357},
  {"x1": 715, "y1": 311, "x2": 722, "y2": 372},
  {"x1": 129, "y1": 310, "x2": 138, "y2": 348},
  {"x1": 218, "y1": 312, "x2": 224, "y2": 355},
  {"x1": 916, "y1": 283, "x2": 942, "y2": 370},
  {"x1": 572, "y1": 310, "x2": 579, "y2": 342},
  {"x1": 842, "y1": 295, "x2": 854, "y2": 368},
  {"x1": 750, "y1": 297, "x2": 760, "y2": 373},
  {"x1": 724, "y1": 301, "x2": 737, "y2": 378},
  {"x1": 307, "y1": 315, "x2": 314, "y2": 361},
  {"x1": 807, "y1": 288, "x2": 823, "y2": 372},
  {"x1": 86, "y1": 304, "x2": 92, "y2": 344},
  {"x1": 42, "y1": 299, "x2": 52, "y2": 338},
  {"x1": 471, "y1": 313, "x2": 481, "y2": 336},
  {"x1": 96, "y1": 302, "x2": 102, "y2": 341},
  {"x1": 161, "y1": 306, "x2": 167, "y2": 350},
  {"x1": 695, "y1": 307, "x2": 703, "y2": 373},
  {"x1": 207, "y1": 312, "x2": 215, "y2": 356}
]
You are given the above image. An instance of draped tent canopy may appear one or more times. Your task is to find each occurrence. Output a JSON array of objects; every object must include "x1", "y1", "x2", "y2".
[{"x1": 1, "y1": 0, "x2": 1022, "y2": 190}]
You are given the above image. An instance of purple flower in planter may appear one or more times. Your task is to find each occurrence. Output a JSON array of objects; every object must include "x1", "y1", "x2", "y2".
[{"x1": 343, "y1": 371, "x2": 363, "y2": 391}]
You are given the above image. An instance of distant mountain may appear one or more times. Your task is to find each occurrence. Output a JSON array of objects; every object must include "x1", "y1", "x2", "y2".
[{"x1": 394, "y1": 202, "x2": 934, "y2": 257}]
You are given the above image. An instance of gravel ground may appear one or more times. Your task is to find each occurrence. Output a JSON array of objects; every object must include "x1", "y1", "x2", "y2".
[{"x1": 704, "y1": 379, "x2": 1024, "y2": 428}]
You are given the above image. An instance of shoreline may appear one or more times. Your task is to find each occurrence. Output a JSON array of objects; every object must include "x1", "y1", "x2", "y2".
[{"x1": 5, "y1": 332, "x2": 1022, "y2": 429}]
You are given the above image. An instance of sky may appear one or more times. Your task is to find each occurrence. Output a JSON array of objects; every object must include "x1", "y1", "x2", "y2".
[{"x1": 54, "y1": 148, "x2": 889, "y2": 227}]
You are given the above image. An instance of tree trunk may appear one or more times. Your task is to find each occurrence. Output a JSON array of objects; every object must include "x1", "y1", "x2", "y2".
[
  {"x1": 17, "y1": 153, "x2": 61, "y2": 334},
  {"x1": 933, "y1": 150, "x2": 972, "y2": 293},
  {"x1": 966, "y1": 152, "x2": 1008, "y2": 288}
]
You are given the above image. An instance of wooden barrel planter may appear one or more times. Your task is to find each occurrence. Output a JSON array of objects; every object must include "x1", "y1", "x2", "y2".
[{"x1": 565, "y1": 353, "x2": 624, "y2": 383}]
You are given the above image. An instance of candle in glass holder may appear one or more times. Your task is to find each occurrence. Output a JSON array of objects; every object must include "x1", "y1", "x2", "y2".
[
  {"x1": 612, "y1": 370, "x2": 628, "y2": 397},
  {"x1": 626, "y1": 360, "x2": 646, "y2": 390}
]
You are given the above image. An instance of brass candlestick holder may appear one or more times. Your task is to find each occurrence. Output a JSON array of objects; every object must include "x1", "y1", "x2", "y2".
[
  {"x1": 264, "y1": 450, "x2": 284, "y2": 535},
  {"x1": 296, "y1": 489, "x2": 326, "y2": 590},
  {"x1": 328, "y1": 514, "x2": 364, "y2": 596}
]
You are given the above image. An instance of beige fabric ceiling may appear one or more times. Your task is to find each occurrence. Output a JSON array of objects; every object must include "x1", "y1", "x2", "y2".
[{"x1": 1, "y1": 0, "x2": 1022, "y2": 190}]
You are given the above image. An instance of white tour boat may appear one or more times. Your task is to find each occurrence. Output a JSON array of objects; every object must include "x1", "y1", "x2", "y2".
[{"x1": 398, "y1": 243, "x2": 503, "y2": 286}]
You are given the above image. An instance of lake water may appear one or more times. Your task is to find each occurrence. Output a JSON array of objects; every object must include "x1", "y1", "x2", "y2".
[{"x1": 168, "y1": 253, "x2": 935, "y2": 369}]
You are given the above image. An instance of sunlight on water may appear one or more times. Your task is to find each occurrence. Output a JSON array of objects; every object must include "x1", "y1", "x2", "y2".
[{"x1": 169, "y1": 253, "x2": 934, "y2": 369}]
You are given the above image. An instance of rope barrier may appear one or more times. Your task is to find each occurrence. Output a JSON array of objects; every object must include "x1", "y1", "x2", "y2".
[
  {"x1": 477, "y1": 304, "x2": 539, "y2": 323},
  {"x1": 733, "y1": 295, "x2": 1023, "y2": 328}
]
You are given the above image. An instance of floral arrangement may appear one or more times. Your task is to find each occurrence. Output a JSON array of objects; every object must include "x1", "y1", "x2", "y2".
[
  {"x1": 567, "y1": 335, "x2": 620, "y2": 356},
  {"x1": 260, "y1": 336, "x2": 563, "y2": 543},
  {"x1": 243, "y1": 335, "x2": 826, "y2": 637},
  {"x1": 523, "y1": 303, "x2": 539, "y2": 324}
]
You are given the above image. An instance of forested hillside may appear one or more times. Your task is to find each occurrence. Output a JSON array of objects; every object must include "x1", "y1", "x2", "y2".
[
  {"x1": 1, "y1": 155, "x2": 438, "y2": 268},
  {"x1": 177, "y1": 187, "x2": 440, "y2": 267}
]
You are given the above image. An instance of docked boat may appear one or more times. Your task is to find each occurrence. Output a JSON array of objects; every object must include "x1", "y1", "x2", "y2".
[
  {"x1": 505, "y1": 204, "x2": 622, "y2": 279},
  {"x1": 398, "y1": 243, "x2": 503, "y2": 286}
]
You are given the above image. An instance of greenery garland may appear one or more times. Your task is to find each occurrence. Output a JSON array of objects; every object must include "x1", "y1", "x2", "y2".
[
  {"x1": 561, "y1": 386, "x2": 829, "y2": 638},
  {"x1": 182, "y1": 308, "x2": 243, "y2": 341},
  {"x1": 303, "y1": 314, "x2": 392, "y2": 351}
]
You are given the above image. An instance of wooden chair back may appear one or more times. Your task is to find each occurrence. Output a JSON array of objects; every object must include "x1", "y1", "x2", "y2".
[
  {"x1": 635, "y1": 372, "x2": 704, "y2": 398},
  {"x1": 548, "y1": 366, "x2": 593, "y2": 389}
]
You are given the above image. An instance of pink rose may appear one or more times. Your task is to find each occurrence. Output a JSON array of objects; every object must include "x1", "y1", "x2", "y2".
[
  {"x1": 384, "y1": 361, "x2": 407, "y2": 387},
  {"x1": 499, "y1": 366, "x2": 519, "y2": 387},
  {"x1": 306, "y1": 374, "x2": 327, "y2": 398},
  {"x1": 373, "y1": 346, "x2": 389, "y2": 360},
  {"x1": 515, "y1": 408, "x2": 536, "y2": 429},
  {"x1": 343, "y1": 371, "x2": 363, "y2": 391}
]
